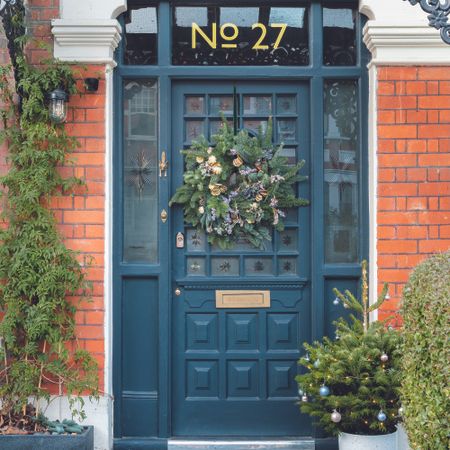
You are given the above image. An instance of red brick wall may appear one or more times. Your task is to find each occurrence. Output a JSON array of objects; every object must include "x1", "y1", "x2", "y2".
[
  {"x1": 377, "y1": 67, "x2": 450, "y2": 323},
  {"x1": 61, "y1": 66, "x2": 106, "y2": 390},
  {"x1": 1, "y1": 1, "x2": 106, "y2": 391}
]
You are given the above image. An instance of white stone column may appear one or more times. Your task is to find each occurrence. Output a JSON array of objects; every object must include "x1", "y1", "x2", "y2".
[{"x1": 51, "y1": 2, "x2": 128, "y2": 449}]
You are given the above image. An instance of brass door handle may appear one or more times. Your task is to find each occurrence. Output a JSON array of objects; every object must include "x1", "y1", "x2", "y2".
[
  {"x1": 159, "y1": 151, "x2": 168, "y2": 177},
  {"x1": 160, "y1": 209, "x2": 168, "y2": 223},
  {"x1": 175, "y1": 288, "x2": 181, "y2": 296}
]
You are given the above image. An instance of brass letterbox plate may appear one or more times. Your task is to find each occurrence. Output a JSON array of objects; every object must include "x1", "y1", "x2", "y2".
[{"x1": 215, "y1": 290, "x2": 270, "y2": 308}]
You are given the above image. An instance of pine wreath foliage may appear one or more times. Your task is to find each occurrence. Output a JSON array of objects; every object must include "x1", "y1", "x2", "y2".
[
  {"x1": 296, "y1": 261, "x2": 402, "y2": 436},
  {"x1": 170, "y1": 121, "x2": 308, "y2": 249},
  {"x1": 0, "y1": 44, "x2": 98, "y2": 423}
]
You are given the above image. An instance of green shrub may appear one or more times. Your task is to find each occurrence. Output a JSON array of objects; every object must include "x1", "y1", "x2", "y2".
[{"x1": 400, "y1": 251, "x2": 450, "y2": 450}]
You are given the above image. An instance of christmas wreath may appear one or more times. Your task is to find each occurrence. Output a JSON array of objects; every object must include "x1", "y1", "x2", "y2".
[{"x1": 169, "y1": 122, "x2": 308, "y2": 249}]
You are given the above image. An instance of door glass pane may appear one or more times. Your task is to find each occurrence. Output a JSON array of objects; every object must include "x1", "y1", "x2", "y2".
[
  {"x1": 279, "y1": 257, "x2": 297, "y2": 276},
  {"x1": 187, "y1": 257, "x2": 206, "y2": 276},
  {"x1": 187, "y1": 229, "x2": 206, "y2": 252},
  {"x1": 172, "y1": 5, "x2": 309, "y2": 65},
  {"x1": 124, "y1": 6, "x2": 158, "y2": 65},
  {"x1": 210, "y1": 96, "x2": 234, "y2": 115},
  {"x1": 185, "y1": 96, "x2": 205, "y2": 115},
  {"x1": 277, "y1": 95, "x2": 296, "y2": 115},
  {"x1": 123, "y1": 80, "x2": 158, "y2": 263},
  {"x1": 211, "y1": 257, "x2": 240, "y2": 276},
  {"x1": 323, "y1": 8, "x2": 356, "y2": 66},
  {"x1": 245, "y1": 257, "x2": 273, "y2": 276},
  {"x1": 243, "y1": 96, "x2": 272, "y2": 115},
  {"x1": 324, "y1": 80, "x2": 358, "y2": 263}
]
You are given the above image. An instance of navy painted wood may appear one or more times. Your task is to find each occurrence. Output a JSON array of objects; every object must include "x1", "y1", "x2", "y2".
[
  {"x1": 113, "y1": 1, "x2": 367, "y2": 445},
  {"x1": 171, "y1": 81, "x2": 311, "y2": 436}
]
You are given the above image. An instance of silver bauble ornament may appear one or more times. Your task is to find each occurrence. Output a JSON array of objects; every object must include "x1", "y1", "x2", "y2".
[
  {"x1": 398, "y1": 407, "x2": 404, "y2": 416},
  {"x1": 313, "y1": 359, "x2": 320, "y2": 368},
  {"x1": 333, "y1": 297, "x2": 339, "y2": 306},
  {"x1": 343, "y1": 302, "x2": 350, "y2": 309},
  {"x1": 331, "y1": 410, "x2": 341, "y2": 423},
  {"x1": 304, "y1": 353, "x2": 310, "y2": 362},
  {"x1": 301, "y1": 394, "x2": 309, "y2": 402},
  {"x1": 380, "y1": 353, "x2": 389, "y2": 362},
  {"x1": 298, "y1": 387, "x2": 304, "y2": 396},
  {"x1": 377, "y1": 411, "x2": 387, "y2": 422}
]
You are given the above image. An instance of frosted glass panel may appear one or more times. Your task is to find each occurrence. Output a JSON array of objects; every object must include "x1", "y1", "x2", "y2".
[
  {"x1": 123, "y1": 80, "x2": 158, "y2": 263},
  {"x1": 324, "y1": 80, "x2": 359, "y2": 263}
]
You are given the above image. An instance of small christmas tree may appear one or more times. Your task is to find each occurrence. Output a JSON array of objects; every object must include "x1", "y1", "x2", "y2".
[{"x1": 296, "y1": 261, "x2": 401, "y2": 436}]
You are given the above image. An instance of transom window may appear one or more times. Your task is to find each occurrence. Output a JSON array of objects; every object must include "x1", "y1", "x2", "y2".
[{"x1": 122, "y1": 2, "x2": 359, "y2": 67}]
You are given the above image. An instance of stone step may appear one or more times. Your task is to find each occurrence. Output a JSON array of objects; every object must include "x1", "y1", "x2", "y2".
[{"x1": 168, "y1": 438, "x2": 315, "y2": 449}]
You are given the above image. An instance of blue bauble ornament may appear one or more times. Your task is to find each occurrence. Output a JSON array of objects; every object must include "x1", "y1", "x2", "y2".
[
  {"x1": 319, "y1": 385, "x2": 330, "y2": 397},
  {"x1": 377, "y1": 411, "x2": 387, "y2": 422}
]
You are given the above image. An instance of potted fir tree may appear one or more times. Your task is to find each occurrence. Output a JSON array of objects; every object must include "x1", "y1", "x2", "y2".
[{"x1": 296, "y1": 261, "x2": 402, "y2": 450}]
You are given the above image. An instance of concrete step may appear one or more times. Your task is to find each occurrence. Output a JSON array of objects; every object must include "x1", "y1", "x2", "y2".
[{"x1": 168, "y1": 438, "x2": 315, "y2": 449}]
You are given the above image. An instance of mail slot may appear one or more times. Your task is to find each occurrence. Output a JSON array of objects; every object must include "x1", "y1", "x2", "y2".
[{"x1": 215, "y1": 290, "x2": 270, "y2": 308}]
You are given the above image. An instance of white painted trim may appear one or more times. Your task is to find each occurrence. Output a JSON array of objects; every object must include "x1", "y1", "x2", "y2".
[
  {"x1": 103, "y1": 63, "x2": 115, "y2": 450},
  {"x1": 60, "y1": 0, "x2": 127, "y2": 20},
  {"x1": 52, "y1": 20, "x2": 122, "y2": 67},
  {"x1": 368, "y1": 64, "x2": 378, "y2": 315},
  {"x1": 364, "y1": 25, "x2": 450, "y2": 68},
  {"x1": 360, "y1": 0, "x2": 450, "y2": 67}
]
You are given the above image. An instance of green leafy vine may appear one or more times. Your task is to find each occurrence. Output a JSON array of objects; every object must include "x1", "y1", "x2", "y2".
[{"x1": 0, "y1": 11, "x2": 98, "y2": 430}]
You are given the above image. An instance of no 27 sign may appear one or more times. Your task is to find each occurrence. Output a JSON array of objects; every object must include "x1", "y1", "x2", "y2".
[{"x1": 192, "y1": 22, "x2": 288, "y2": 50}]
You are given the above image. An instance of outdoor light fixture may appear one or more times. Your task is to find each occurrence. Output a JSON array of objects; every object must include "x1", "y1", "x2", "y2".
[
  {"x1": 49, "y1": 88, "x2": 69, "y2": 124},
  {"x1": 84, "y1": 77, "x2": 99, "y2": 92}
]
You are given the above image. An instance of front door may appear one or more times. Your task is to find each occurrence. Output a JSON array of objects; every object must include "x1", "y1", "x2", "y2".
[{"x1": 171, "y1": 81, "x2": 311, "y2": 436}]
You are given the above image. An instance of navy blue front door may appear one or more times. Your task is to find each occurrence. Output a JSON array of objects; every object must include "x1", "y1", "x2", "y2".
[{"x1": 171, "y1": 81, "x2": 311, "y2": 436}]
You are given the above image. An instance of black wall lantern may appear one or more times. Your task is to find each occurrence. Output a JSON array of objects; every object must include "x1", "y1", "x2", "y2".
[
  {"x1": 84, "y1": 77, "x2": 99, "y2": 92},
  {"x1": 49, "y1": 88, "x2": 69, "y2": 124}
]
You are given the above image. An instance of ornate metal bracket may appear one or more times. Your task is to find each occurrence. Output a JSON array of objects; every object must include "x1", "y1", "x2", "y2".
[{"x1": 404, "y1": 0, "x2": 450, "y2": 44}]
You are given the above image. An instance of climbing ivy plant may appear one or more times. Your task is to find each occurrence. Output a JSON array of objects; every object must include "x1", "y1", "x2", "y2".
[{"x1": 0, "y1": 3, "x2": 98, "y2": 430}]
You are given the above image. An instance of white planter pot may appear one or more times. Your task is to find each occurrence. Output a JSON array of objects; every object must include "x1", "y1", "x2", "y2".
[{"x1": 339, "y1": 431, "x2": 397, "y2": 450}]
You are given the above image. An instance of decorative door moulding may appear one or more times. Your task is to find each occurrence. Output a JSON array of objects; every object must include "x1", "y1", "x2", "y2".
[{"x1": 403, "y1": 0, "x2": 450, "y2": 45}]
